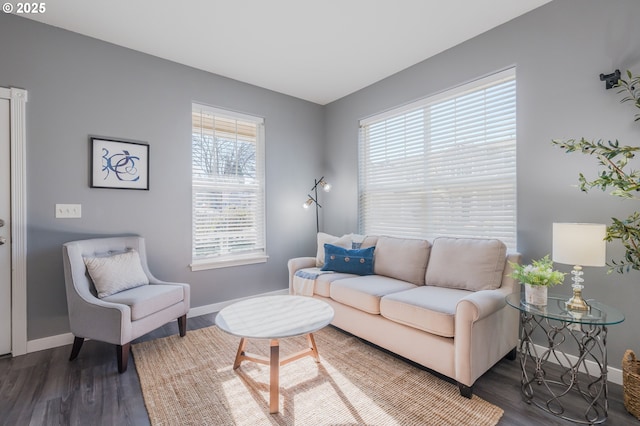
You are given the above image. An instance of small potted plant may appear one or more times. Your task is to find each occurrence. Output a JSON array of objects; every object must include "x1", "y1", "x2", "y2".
[{"x1": 510, "y1": 255, "x2": 565, "y2": 306}]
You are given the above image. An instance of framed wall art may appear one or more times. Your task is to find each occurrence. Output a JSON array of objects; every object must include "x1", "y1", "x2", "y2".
[{"x1": 91, "y1": 137, "x2": 149, "y2": 190}]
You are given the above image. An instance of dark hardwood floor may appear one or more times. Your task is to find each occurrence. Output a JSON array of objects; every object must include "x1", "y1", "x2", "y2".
[{"x1": 1, "y1": 313, "x2": 636, "y2": 425}]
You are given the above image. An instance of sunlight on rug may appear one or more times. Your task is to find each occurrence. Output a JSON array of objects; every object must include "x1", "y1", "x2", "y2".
[{"x1": 132, "y1": 325, "x2": 503, "y2": 426}]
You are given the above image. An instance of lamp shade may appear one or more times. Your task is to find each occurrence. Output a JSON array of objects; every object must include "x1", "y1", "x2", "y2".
[{"x1": 552, "y1": 223, "x2": 606, "y2": 267}]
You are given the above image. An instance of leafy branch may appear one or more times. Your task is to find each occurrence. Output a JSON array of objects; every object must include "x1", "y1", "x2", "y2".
[
  {"x1": 618, "y1": 70, "x2": 640, "y2": 121},
  {"x1": 552, "y1": 139, "x2": 640, "y2": 199},
  {"x1": 552, "y1": 70, "x2": 640, "y2": 273},
  {"x1": 606, "y1": 213, "x2": 640, "y2": 273}
]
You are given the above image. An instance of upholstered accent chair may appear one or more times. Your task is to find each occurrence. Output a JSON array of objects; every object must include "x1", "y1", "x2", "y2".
[{"x1": 62, "y1": 236, "x2": 190, "y2": 373}]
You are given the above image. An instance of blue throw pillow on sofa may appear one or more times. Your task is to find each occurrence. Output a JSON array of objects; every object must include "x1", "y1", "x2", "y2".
[{"x1": 321, "y1": 243, "x2": 375, "y2": 275}]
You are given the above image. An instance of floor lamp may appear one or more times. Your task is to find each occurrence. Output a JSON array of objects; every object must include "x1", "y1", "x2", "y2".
[{"x1": 302, "y1": 176, "x2": 331, "y2": 233}]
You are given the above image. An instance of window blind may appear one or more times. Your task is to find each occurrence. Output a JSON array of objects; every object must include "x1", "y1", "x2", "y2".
[
  {"x1": 358, "y1": 68, "x2": 517, "y2": 249},
  {"x1": 191, "y1": 103, "x2": 267, "y2": 269}
]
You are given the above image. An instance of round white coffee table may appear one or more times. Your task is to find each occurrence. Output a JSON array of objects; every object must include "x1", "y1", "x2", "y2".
[{"x1": 215, "y1": 295, "x2": 334, "y2": 414}]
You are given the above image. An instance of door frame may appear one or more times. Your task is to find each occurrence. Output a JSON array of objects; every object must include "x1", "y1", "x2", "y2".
[{"x1": 0, "y1": 87, "x2": 28, "y2": 356}]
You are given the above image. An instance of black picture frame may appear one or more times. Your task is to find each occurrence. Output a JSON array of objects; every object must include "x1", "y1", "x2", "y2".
[{"x1": 90, "y1": 137, "x2": 149, "y2": 190}]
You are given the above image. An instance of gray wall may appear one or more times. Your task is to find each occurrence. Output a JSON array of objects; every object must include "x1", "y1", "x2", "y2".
[
  {"x1": 324, "y1": 0, "x2": 640, "y2": 367},
  {"x1": 0, "y1": 13, "x2": 324, "y2": 339}
]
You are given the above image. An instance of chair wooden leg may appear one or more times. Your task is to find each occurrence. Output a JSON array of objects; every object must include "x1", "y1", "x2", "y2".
[
  {"x1": 177, "y1": 314, "x2": 187, "y2": 337},
  {"x1": 69, "y1": 337, "x2": 84, "y2": 361},
  {"x1": 117, "y1": 343, "x2": 131, "y2": 373}
]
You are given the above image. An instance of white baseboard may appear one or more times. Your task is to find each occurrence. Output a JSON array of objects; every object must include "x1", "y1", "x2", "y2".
[
  {"x1": 26, "y1": 332, "x2": 75, "y2": 353},
  {"x1": 187, "y1": 288, "x2": 288, "y2": 318},
  {"x1": 24, "y1": 288, "x2": 289, "y2": 354},
  {"x1": 22, "y1": 289, "x2": 623, "y2": 387}
]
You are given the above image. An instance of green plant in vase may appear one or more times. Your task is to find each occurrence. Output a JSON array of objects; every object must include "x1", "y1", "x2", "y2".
[{"x1": 510, "y1": 255, "x2": 565, "y2": 305}]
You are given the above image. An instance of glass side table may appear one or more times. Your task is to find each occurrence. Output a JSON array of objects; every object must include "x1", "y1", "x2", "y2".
[{"x1": 506, "y1": 293, "x2": 624, "y2": 424}]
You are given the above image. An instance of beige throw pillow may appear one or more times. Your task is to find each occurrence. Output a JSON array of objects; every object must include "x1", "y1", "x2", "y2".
[
  {"x1": 425, "y1": 237, "x2": 507, "y2": 291},
  {"x1": 84, "y1": 249, "x2": 149, "y2": 298},
  {"x1": 315, "y1": 233, "x2": 354, "y2": 267},
  {"x1": 360, "y1": 235, "x2": 379, "y2": 249}
]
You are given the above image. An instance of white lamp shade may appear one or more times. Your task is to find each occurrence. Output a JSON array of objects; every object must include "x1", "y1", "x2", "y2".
[{"x1": 552, "y1": 223, "x2": 606, "y2": 267}]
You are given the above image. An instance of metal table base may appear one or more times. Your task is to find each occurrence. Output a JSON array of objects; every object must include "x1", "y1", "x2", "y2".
[
  {"x1": 519, "y1": 311, "x2": 609, "y2": 424},
  {"x1": 506, "y1": 294, "x2": 624, "y2": 425}
]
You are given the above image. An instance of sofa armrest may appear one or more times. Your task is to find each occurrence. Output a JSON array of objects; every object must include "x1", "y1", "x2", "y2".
[
  {"x1": 454, "y1": 253, "x2": 521, "y2": 388},
  {"x1": 456, "y1": 287, "x2": 510, "y2": 322},
  {"x1": 454, "y1": 286, "x2": 520, "y2": 387},
  {"x1": 287, "y1": 257, "x2": 317, "y2": 293},
  {"x1": 499, "y1": 252, "x2": 522, "y2": 295},
  {"x1": 457, "y1": 251, "x2": 521, "y2": 320}
]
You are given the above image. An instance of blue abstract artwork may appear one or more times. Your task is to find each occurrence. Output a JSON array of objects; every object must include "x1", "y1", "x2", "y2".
[
  {"x1": 101, "y1": 148, "x2": 140, "y2": 182},
  {"x1": 91, "y1": 138, "x2": 149, "y2": 190}
]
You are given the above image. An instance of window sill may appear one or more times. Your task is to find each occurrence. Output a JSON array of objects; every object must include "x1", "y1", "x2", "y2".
[{"x1": 190, "y1": 254, "x2": 269, "y2": 271}]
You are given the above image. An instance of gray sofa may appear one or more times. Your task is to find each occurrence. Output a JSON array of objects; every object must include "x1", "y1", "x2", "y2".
[{"x1": 288, "y1": 233, "x2": 521, "y2": 397}]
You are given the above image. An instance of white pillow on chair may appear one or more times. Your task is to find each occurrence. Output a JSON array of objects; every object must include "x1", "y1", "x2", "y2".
[{"x1": 84, "y1": 249, "x2": 149, "y2": 298}]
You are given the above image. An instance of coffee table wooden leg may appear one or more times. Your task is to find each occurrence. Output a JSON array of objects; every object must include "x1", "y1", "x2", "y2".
[
  {"x1": 307, "y1": 333, "x2": 320, "y2": 362},
  {"x1": 270, "y1": 339, "x2": 279, "y2": 414},
  {"x1": 233, "y1": 338, "x2": 247, "y2": 369},
  {"x1": 233, "y1": 334, "x2": 321, "y2": 414}
]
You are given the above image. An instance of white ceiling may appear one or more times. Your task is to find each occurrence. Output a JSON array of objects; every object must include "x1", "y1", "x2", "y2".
[{"x1": 20, "y1": 0, "x2": 552, "y2": 105}]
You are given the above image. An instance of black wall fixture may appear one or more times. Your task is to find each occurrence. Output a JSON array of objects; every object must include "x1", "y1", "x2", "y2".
[{"x1": 600, "y1": 69, "x2": 621, "y2": 89}]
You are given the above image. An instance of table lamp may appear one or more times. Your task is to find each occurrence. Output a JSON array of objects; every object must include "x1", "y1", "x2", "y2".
[{"x1": 552, "y1": 223, "x2": 606, "y2": 311}]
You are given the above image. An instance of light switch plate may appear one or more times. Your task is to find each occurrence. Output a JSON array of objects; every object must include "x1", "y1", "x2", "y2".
[{"x1": 56, "y1": 204, "x2": 82, "y2": 218}]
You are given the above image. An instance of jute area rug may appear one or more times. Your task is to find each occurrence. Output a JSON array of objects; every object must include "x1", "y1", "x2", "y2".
[{"x1": 132, "y1": 325, "x2": 503, "y2": 426}]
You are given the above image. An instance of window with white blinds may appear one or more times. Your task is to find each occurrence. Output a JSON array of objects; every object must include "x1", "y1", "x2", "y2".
[
  {"x1": 191, "y1": 103, "x2": 267, "y2": 270},
  {"x1": 358, "y1": 68, "x2": 517, "y2": 250}
]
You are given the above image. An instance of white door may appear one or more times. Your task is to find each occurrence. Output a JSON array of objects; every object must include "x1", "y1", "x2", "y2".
[{"x1": 0, "y1": 98, "x2": 10, "y2": 355}]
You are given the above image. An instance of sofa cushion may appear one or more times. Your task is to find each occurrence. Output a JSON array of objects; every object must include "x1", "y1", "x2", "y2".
[
  {"x1": 380, "y1": 286, "x2": 472, "y2": 338},
  {"x1": 316, "y1": 233, "x2": 353, "y2": 267},
  {"x1": 425, "y1": 237, "x2": 507, "y2": 291},
  {"x1": 374, "y1": 236, "x2": 431, "y2": 286},
  {"x1": 330, "y1": 275, "x2": 416, "y2": 314},
  {"x1": 314, "y1": 271, "x2": 359, "y2": 297},
  {"x1": 321, "y1": 244, "x2": 375, "y2": 275},
  {"x1": 102, "y1": 284, "x2": 184, "y2": 321}
]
